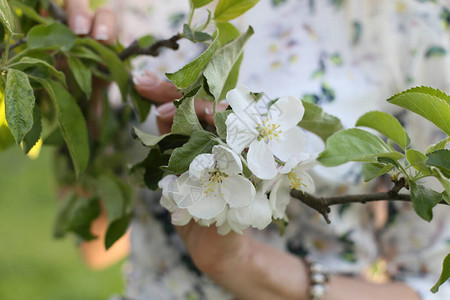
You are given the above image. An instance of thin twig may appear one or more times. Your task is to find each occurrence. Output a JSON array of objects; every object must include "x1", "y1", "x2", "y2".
[
  {"x1": 291, "y1": 178, "x2": 447, "y2": 224},
  {"x1": 118, "y1": 34, "x2": 182, "y2": 61}
]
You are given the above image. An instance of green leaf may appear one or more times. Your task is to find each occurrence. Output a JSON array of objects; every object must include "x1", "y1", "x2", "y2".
[
  {"x1": 97, "y1": 174, "x2": 127, "y2": 222},
  {"x1": 5, "y1": 69, "x2": 35, "y2": 144},
  {"x1": 63, "y1": 196, "x2": 101, "y2": 241},
  {"x1": 10, "y1": 0, "x2": 51, "y2": 25},
  {"x1": 216, "y1": 22, "x2": 240, "y2": 46},
  {"x1": 171, "y1": 98, "x2": 203, "y2": 136},
  {"x1": 204, "y1": 26, "x2": 254, "y2": 100},
  {"x1": 128, "y1": 84, "x2": 151, "y2": 122},
  {"x1": 356, "y1": 111, "x2": 409, "y2": 149},
  {"x1": 427, "y1": 149, "x2": 450, "y2": 177},
  {"x1": 214, "y1": 0, "x2": 260, "y2": 22},
  {"x1": 194, "y1": 31, "x2": 212, "y2": 42},
  {"x1": 70, "y1": 45, "x2": 104, "y2": 63},
  {"x1": 105, "y1": 213, "x2": 132, "y2": 250},
  {"x1": 27, "y1": 23, "x2": 77, "y2": 51},
  {"x1": 0, "y1": 95, "x2": 14, "y2": 151},
  {"x1": 131, "y1": 148, "x2": 170, "y2": 190},
  {"x1": 76, "y1": 38, "x2": 129, "y2": 101},
  {"x1": 426, "y1": 137, "x2": 449, "y2": 154},
  {"x1": 214, "y1": 110, "x2": 232, "y2": 139},
  {"x1": 22, "y1": 105, "x2": 42, "y2": 154},
  {"x1": 406, "y1": 149, "x2": 432, "y2": 176},
  {"x1": 317, "y1": 128, "x2": 404, "y2": 167},
  {"x1": 167, "y1": 131, "x2": 218, "y2": 174},
  {"x1": 132, "y1": 127, "x2": 171, "y2": 147},
  {"x1": 431, "y1": 254, "x2": 450, "y2": 293},
  {"x1": 298, "y1": 101, "x2": 343, "y2": 142},
  {"x1": 11, "y1": 57, "x2": 66, "y2": 86},
  {"x1": 0, "y1": 0, "x2": 15, "y2": 34},
  {"x1": 191, "y1": 0, "x2": 214, "y2": 8},
  {"x1": 218, "y1": 54, "x2": 243, "y2": 100},
  {"x1": 409, "y1": 181, "x2": 442, "y2": 222},
  {"x1": 425, "y1": 46, "x2": 446, "y2": 58},
  {"x1": 362, "y1": 163, "x2": 393, "y2": 182},
  {"x1": 174, "y1": 85, "x2": 201, "y2": 107},
  {"x1": 36, "y1": 79, "x2": 90, "y2": 176},
  {"x1": 67, "y1": 56, "x2": 92, "y2": 98},
  {"x1": 388, "y1": 86, "x2": 450, "y2": 136},
  {"x1": 166, "y1": 33, "x2": 220, "y2": 89}
]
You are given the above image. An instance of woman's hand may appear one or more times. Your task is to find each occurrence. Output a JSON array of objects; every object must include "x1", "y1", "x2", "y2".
[{"x1": 65, "y1": 0, "x2": 117, "y2": 44}]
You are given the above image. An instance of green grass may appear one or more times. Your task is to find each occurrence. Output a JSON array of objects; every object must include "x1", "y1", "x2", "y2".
[{"x1": 0, "y1": 147, "x2": 124, "y2": 300}]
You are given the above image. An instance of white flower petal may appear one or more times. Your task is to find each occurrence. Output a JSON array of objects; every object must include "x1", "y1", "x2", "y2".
[
  {"x1": 280, "y1": 153, "x2": 312, "y2": 174},
  {"x1": 160, "y1": 195, "x2": 178, "y2": 213},
  {"x1": 268, "y1": 96, "x2": 304, "y2": 131},
  {"x1": 158, "y1": 175, "x2": 178, "y2": 199},
  {"x1": 270, "y1": 126, "x2": 306, "y2": 162},
  {"x1": 249, "y1": 192, "x2": 273, "y2": 230},
  {"x1": 215, "y1": 206, "x2": 229, "y2": 227},
  {"x1": 217, "y1": 223, "x2": 232, "y2": 235},
  {"x1": 212, "y1": 145, "x2": 243, "y2": 175},
  {"x1": 247, "y1": 140, "x2": 278, "y2": 180},
  {"x1": 269, "y1": 176, "x2": 292, "y2": 219},
  {"x1": 171, "y1": 209, "x2": 192, "y2": 226},
  {"x1": 198, "y1": 218, "x2": 215, "y2": 227},
  {"x1": 226, "y1": 113, "x2": 258, "y2": 153},
  {"x1": 221, "y1": 175, "x2": 255, "y2": 207},
  {"x1": 227, "y1": 208, "x2": 249, "y2": 234},
  {"x1": 189, "y1": 153, "x2": 215, "y2": 180},
  {"x1": 226, "y1": 86, "x2": 261, "y2": 127},
  {"x1": 171, "y1": 172, "x2": 203, "y2": 209},
  {"x1": 187, "y1": 192, "x2": 226, "y2": 219}
]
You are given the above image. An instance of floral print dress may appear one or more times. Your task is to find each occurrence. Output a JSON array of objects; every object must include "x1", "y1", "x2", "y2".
[{"x1": 107, "y1": 0, "x2": 450, "y2": 299}]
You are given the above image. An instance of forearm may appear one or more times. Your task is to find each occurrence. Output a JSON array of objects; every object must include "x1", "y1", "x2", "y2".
[{"x1": 205, "y1": 239, "x2": 421, "y2": 300}]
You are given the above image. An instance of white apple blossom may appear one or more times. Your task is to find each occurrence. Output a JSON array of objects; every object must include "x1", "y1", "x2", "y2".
[
  {"x1": 269, "y1": 154, "x2": 317, "y2": 219},
  {"x1": 169, "y1": 145, "x2": 256, "y2": 220},
  {"x1": 225, "y1": 86, "x2": 306, "y2": 180},
  {"x1": 158, "y1": 175, "x2": 192, "y2": 226}
]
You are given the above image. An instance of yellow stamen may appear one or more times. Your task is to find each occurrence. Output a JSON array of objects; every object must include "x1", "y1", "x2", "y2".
[
  {"x1": 288, "y1": 172, "x2": 306, "y2": 191},
  {"x1": 256, "y1": 118, "x2": 282, "y2": 142}
]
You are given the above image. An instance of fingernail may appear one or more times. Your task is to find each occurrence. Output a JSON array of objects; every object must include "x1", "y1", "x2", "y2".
[
  {"x1": 94, "y1": 24, "x2": 110, "y2": 41},
  {"x1": 157, "y1": 103, "x2": 176, "y2": 116},
  {"x1": 73, "y1": 15, "x2": 90, "y2": 35},
  {"x1": 205, "y1": 107, "x2": 212, "y2": 115},
  {"x1": 133, "y1": 72, "x2": 161, "y2": 88}
]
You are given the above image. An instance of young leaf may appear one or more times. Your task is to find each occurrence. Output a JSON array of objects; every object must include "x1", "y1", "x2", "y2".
[
  {"x1": 191, "y1": 0, "x2": 214, "y2": 8},
  {"x1": 0, "y1": 0, "x2": 15, "y2": 34},
  {"x1": 388, "y1": 86, "x2": 450, "y2": 136},
  {"x1": 216, "y1": 22, "x2": 240, "y2": 46},
  {"x1": 317, "y1": 128, "x2": 404, "y2": 167},
  {"x1": 70, "y1": 45, "x2": 104, "y2": 63},
  {"x1": 27, "y1": 23, "x2": 77, "y2": 51},
  {"x1": 171, "y1": 98, "x2": 203, "y2": 136},
  {"x1": 166, "y1": 32, "x2": 220, "y2": 89},
  {"x1": 67, "y1": 56, "x2": 92, "y2": 98},
  {"x1": 426, "y1": 137, "x2": 449, "y2": 154},
  {"x1": 426, "y1": 149, "x2": 450, "y2": 177},
  {"x1": 76, "y1": 38, "x2": 129, "y2": 100},
  {"x1": 298, "y1": 101, "x2": 343, "y2": 142},
  {"x1": 204, "y1": 26, "x2": 254, "y2": 100},
  {"x1": 132, "y1": 127, "x2": 171, "y2": 147},
  {"x1": 214, "y1": 110, "x2": 232, "y2": 139},
  {"x1": 362, "y1": 163, "x2": 393, "y2": 182},
  {"x1": 105, "y1": 213, "x2": 132, "y2": 250},
  {"x1": 0, "y1": 93, "x2": 14, "y2": 151},
  {"x1": 356, "y1": 111, "x2": 409, "y2": 149},
  {"x1": 22, "y1": 105, "x2": 42, "y2": 154},
  {"x1": 431, "y1": 254, "x2": 450, "y2": 293},
  {"x1": 409, "y1": 181, "x2": 442, "y2": 222},
  {"x1": 406, "y1": 149, "x2": 432, "y2": 176},
  {"x1": 11, "y1": 57, "x2": 66, "y2": 86},
  {"x1": 10, "y1": 1, "x2": 51, "y2": 25},
  {"x1": 35, "y1": 79, "x2": 90, "y2": 176},
  {"x1": 214, "y1": 0, "x2": 260, "y2": 22},
  {"x1": 137, "y1": 34, "x2": 156, "y2": 48},
  {"x1": 5, "y1": 69, "x2": 35, "y2": 144},
  {"x1": 166, "y1": 131, "x2": 218, "y2": 174}
]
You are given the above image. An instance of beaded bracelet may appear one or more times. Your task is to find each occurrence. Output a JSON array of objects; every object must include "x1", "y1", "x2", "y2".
[{"x1": 306, "y1": 260, "x2": 330, "y2": 300}]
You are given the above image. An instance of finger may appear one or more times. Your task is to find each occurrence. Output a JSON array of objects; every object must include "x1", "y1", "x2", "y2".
[
  {"x1": 194, "y1": 99, "x2": 229, "y2": 126},
  {"x1": 91, "y1": 6, "x2": 117, "y2": 44},
  {"x1": 65, "y1": 0, "x2": 92, "y2": 35},
  {"x1": 156, "y1": 102, "x2": 176, "y2": 134},
  {"x1": 134, "y1": 71, "x2": 182, "y2": 104}
]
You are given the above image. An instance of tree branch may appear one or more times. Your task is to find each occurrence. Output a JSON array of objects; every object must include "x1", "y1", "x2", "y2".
[{"x1": 291, "y1": 178, "x2": 447, "y2": 224}]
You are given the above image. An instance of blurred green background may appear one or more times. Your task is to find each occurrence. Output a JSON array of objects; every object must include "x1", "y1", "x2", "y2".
[{"x1": 0, "y1": 147, "x2": 124, "y2": 300}]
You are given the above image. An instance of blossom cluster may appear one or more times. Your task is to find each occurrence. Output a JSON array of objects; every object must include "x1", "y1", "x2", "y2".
[{"x1": 159, "y1": 87, "x2": 316, "y2": 234}]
